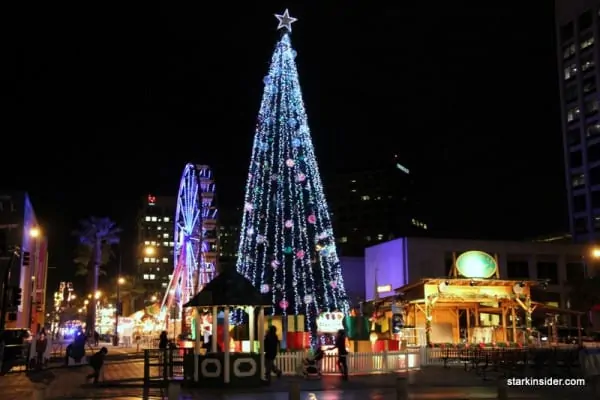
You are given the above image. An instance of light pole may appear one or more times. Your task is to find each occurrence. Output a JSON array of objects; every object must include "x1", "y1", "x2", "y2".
[{"x1": 115, "y1": 276, "x2": 125, "y2": 346}]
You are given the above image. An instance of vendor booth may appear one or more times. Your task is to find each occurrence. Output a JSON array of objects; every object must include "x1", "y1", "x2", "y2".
[{"x1": 183, "y1": 269, "x2": 271, "y2": 387}]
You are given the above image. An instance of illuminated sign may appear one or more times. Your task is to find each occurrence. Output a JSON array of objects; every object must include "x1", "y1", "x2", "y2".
[
  {"x1": 148, "y1": 194, "x2": 156, "y2": 205},
  {"x1": 316, "y1": 312, "x2": 345, "y2": 333},
  {"x1": 377, "y1": 284, "x2": 393, "y2": 293},
  {"x1": 455, "y1": 250, "x2": 498, "y2": 279}
]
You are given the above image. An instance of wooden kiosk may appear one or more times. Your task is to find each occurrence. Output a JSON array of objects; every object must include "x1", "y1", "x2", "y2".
[
  {"x1": 183, "y1": 269, "x2": 270, "y2": 387},
  {"x1": 397, "y1": 250, "x2": 583, "y2": 346}
]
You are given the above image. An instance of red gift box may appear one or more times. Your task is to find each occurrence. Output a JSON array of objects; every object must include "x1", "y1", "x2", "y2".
[{"x1": 286, "y1": 332, "x2": 310, "y2": 350}]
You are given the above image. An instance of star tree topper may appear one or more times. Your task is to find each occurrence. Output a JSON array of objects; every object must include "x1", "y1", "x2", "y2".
[{"x1": 275, "y1": 9, "x2": 298, "y2": 32}]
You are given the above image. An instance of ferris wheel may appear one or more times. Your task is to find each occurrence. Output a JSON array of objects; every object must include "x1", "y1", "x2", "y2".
[{"x1": 162, "y1": 164, "x2": 219, "y2": 315}]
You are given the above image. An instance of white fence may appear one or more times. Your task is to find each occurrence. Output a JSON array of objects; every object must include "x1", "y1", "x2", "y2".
[{"x1": 275, "y1": 348, "x2": 423, "y2": 375}]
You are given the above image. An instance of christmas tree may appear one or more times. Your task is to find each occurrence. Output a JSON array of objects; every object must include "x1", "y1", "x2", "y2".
[{"x1": 236, "y1": 10, "x2": 349, "y2": 332}]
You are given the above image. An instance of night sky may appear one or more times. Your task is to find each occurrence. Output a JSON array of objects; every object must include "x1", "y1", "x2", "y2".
[{"x1": 1, "y1": 3, "x2": 563, "y2": 285}]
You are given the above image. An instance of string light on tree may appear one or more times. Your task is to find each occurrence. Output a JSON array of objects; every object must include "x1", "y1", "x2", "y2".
[{"x1": 236, "y1": 10, "x2": 349, "y2": 336}]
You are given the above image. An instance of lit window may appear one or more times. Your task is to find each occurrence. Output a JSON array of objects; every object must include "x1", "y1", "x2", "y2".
[
  {"x1": 351, "y1": 189, "x2": 356, "y2": 193},
  {"x1": 149, "y1": 274, "x2": 156, "y2": 280},
  {"x1": 162, "y1": 282, "x2": 168, "y2": 287},
  {"x1": 143, "y1": 274, "x2": 150, "y2": 280},
  {"x1": 163, "y1": 233, "x2": 169, "y2": 238},
  {"x1": 164, "y1": 217, "x2": 170, "y2": 222},
  {"x1": 338, "y1": 237, "x2": 348, "y2": 243},
  {"x1": 361, "y1": 195, "x2": 370, "y2": 201},
  {"x1": 377, "y1": 234, "x2": 384, "y2": 240},
  {"x1": 157, "y1": 226, "x2": 162, "y2": 231},
  {"x1": 169, "y1": 242, "x2": 175, "y2": 247},
  {"x1": 151, "y1": 241, "x2": 156, "y2": 246},
  {"x1": 151, "y1": 217, "x2": 157, "y2": 222},
  {"x1": 156, "y1": 267, "x2": 160, "y2": 272},
  {"x1": 168, "y1": 274, "x2": 173, "y2": 279},
  {"x1": 145, "y1": 216, "x2": 151, "y2": 221},
  {"x1": 163, "y1": 242, "x2": 169, "y2": 246},
  {"x1": 162, "y1": 258, "x2": 168, "y2": 263},
  {"x1": 365, "y1": 236, "x2": 371, "y2": 241},
  {"x1": 144, "y1": 257, "x2": 150, "y2": 263},
  {"x1": 158, "y1": 218, "x2": 162, "y2": 222},
  {"x1": 150, "y1": 258, "x2": 156, "y2": 263}
]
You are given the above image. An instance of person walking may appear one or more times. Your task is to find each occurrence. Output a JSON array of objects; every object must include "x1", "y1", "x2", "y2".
[
  {"x1": 263, "y1": 326, "x2": 282, "y2": 383},
  {"x1": 335, "y1": 329, "x2": 348, "y2": 380},
  {"x1": 86, "y1": 347, "x2": 108, "y2": 384}
]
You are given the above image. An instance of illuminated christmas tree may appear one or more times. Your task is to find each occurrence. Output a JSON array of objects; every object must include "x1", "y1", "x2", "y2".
[{"x1": 236, "y1": 10, "x2": 349, "y2": 331}]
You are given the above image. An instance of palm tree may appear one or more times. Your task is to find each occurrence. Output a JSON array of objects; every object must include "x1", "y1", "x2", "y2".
[
  {"x1": 73, "y1": 242, "x2": 115, "y2": 277},
  {"x1": 74, "y1": 217, "x2": 121, "y2": 332}
]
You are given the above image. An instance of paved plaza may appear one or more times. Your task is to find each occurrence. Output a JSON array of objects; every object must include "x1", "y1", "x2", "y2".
[{"x1": 0, "y1": 362, "x2": 595, "y2": 399}]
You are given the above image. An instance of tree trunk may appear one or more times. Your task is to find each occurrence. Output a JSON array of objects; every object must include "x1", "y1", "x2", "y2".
[{"x1": 91, "y1": 238, "x2": 101, "y2": 334}]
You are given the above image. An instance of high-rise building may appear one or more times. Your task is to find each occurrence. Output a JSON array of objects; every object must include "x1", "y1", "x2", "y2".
[
  {"x1": 136, "y1": 194, "x2": 176, "y2": 297},
  {"x1": 0, "y1": 191, "x2": 48, "y2": 333},
  {"x1": 556, "y1": 0, "x2": 600, "y2": 242},
  {"x1": 217, "y1": 206, "x2": 241, "y2": 273},
  {"x1": 326, "y1": 154, "x2": 428, "y2": 256}
]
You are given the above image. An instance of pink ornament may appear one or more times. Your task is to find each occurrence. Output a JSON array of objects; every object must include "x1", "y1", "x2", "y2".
[
  {"x1": 296, "y1": 250, "x2": 305, "y2": 259},
  {"x1": 285, "y1": 159, "x2": 295, "y2": 167},
  {"x1": 307, "y1": 214, "x2": 316, "y2": 224},
  {"x1": 279, "y1": 300, "x2": 289, "y2": 309},
  {"x1": 330, "y1": 281, "x2": 337, "y2": 288},
  {"x1": 284, "y1": 220, "x2": 293, "y2": 228},
  {"x1": 296, "y1": 173, "x2": 306, "y2": 182}
]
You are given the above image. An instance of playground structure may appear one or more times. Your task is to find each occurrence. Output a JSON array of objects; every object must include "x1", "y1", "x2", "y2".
[{"x1": 162, "y1": 164, "x2": 219, "y2": 338}]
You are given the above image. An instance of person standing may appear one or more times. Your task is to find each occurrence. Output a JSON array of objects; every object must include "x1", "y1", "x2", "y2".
[
  {"x1": 35, "y1": 330, "x2": 48, "y2": 369},
  {"x1": 335, "y1": 329, "x2": 348, "y2": 380},
  {"x1": 158, "y1": 331, "x2": 168, "y2": 349},
  {"x1": 263, "y1": 326, "x2": 282, "y2": 383}
]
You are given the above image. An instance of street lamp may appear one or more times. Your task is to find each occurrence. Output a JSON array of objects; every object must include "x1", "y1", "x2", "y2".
[
  {"x1": 114, "y1": 276, "x2": 125, "y2": 346},
  {"x1": 593, "y1": 248, "x2": 600, "y2": 259}
]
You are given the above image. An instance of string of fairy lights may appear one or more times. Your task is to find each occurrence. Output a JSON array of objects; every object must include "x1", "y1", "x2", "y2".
[{"x1": 236, "y1": 11, "x2": 349, "y2": 334}]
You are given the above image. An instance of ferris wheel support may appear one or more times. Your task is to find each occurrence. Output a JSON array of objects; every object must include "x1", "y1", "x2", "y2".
[{"x1": 162, "y1": 164, "x2": 219, "y2": 339}]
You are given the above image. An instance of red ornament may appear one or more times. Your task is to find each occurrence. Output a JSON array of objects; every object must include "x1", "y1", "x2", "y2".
[{"x1": 279, "y1": 300, "x2": 289, "y2": 309}]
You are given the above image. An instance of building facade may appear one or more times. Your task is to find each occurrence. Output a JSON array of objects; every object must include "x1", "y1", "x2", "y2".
[
  {"x1": 556, "y1": 0, "x2": 600, "y2": 242},
  {"x1": 0, "y1": 191, "x2": 48, "y2": 333},
  {"x1": 136, "y1": 194, "x2": 176, "y2": 297},
  {"x1": 218, "y1": 206, "x2": 241, "y2": 273},
  {"x1": 364, "y1": 237, "x2": 586, "y2": 310},
  {"x1": 326, "y1": 154, "x2": 428, "y2": 256}
]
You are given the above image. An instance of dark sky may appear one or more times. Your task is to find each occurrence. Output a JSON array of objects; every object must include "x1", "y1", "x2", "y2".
[{"x1": 1, "y1": 3, "x2": 564, "y2": 284}]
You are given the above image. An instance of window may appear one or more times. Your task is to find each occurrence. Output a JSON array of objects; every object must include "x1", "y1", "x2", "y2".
[
  {"x1": 144, "y1": 241, "x2": 150, "y2": 245},
  {"x1": 151, "y1": 217, "x2": 157, "y2": 222},
  {"x1": 569, "y1": 151, "x2": 583, "y2": 168},
  {"x1": 574, "y1": 195, "x2": 587, "y2": 212},
  {"x1": 565, "y1": 84, "x2": 578, "y2": 103},
  {"x1": 564, "y1": 63, "x2": 577, "y2": 80},
  {"x1": 536, "y1": 262, "x2": 558, "y2": 284},
  {"x1": 143, "y1": 274, "x2": 150, "y2": 280},
  {"x1": 572, "y1": 173, "x2": 585, "y2": 188},
  {"x1": 163, "y1": 241, "x2": 169, "y2": 246},
  {"x1": 593, "y1": 191, "x2": 600, "y2": 208},
  {"x1": 581, "y1": 34, "x2": 595, "y2": 50},
  {"x1": 567, "y1": 128, "x2": 581, "y2": 146},
  {"x1": 506, "y1": 261, "x2": 529, "y2": 279},
  {"x1": 163, "y1": 233, "x2": 169, "y2": 238},
  {"x1": 574, "y1": 217, "x2": 588, "y2": 233},
  {"x1": 582, "y1": 53, "x2": 596, "y2": 73},
  {"x1": 150, "y1": 258, "x2": 156, "y2": 263},
  {"x1": 143, "y1": 257, "x2": 150, "y2": 262},
  {"x1": 377, "y1": 234, "x2": 384, "y2": 240},
  {"x1": 145, "y1": 216, "x2": 151, "y2": 221},
  {"x1": 338, "y1": 236, "x2": 348, "y2": 243},
  {"x1": 591, "y1": 168, "x2": 600, "y2": 186},
  {"x1": 169, "y1": 242, "x2": 175, "y2": 247},
  {"x1": 149, "y1": 274, "x2": 156, "y2": 280},
  {"x1": 164, "y1": 217, "x2": 170, "y2": 222},
  {"x1": 579, "y1": 11, "x2": 593, "y2": 31},
  {"x1": 588, "y1": 123, "x2": 600, "y2": 138},
  {"x1": 563, "y1": 43, "x2": 576, "y2": 59},
  {"x1": 162, "y1": 258, "x2": 168, "y2": 263},
  {"x1": 586, "y1": 99, "x2": 600, "y2": 116},
  {"x1": 560, "y1": 22, "x2": 574, "y2": 42},
  {"x1": 567, "y1": 106, "x2": 580, "y2": 123},
  {"x1": 361, "y1": 195, "x2": 370, "y2": 201},
  {"x1": 589, "y1": 142, "x2": 600, "y2": 163},
  {"x1": 583, "y1": 77, "x2": 596, "y2": 94},
  {"x1": 566, "y1": 262, "x2": 585, "y2": 282}
]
